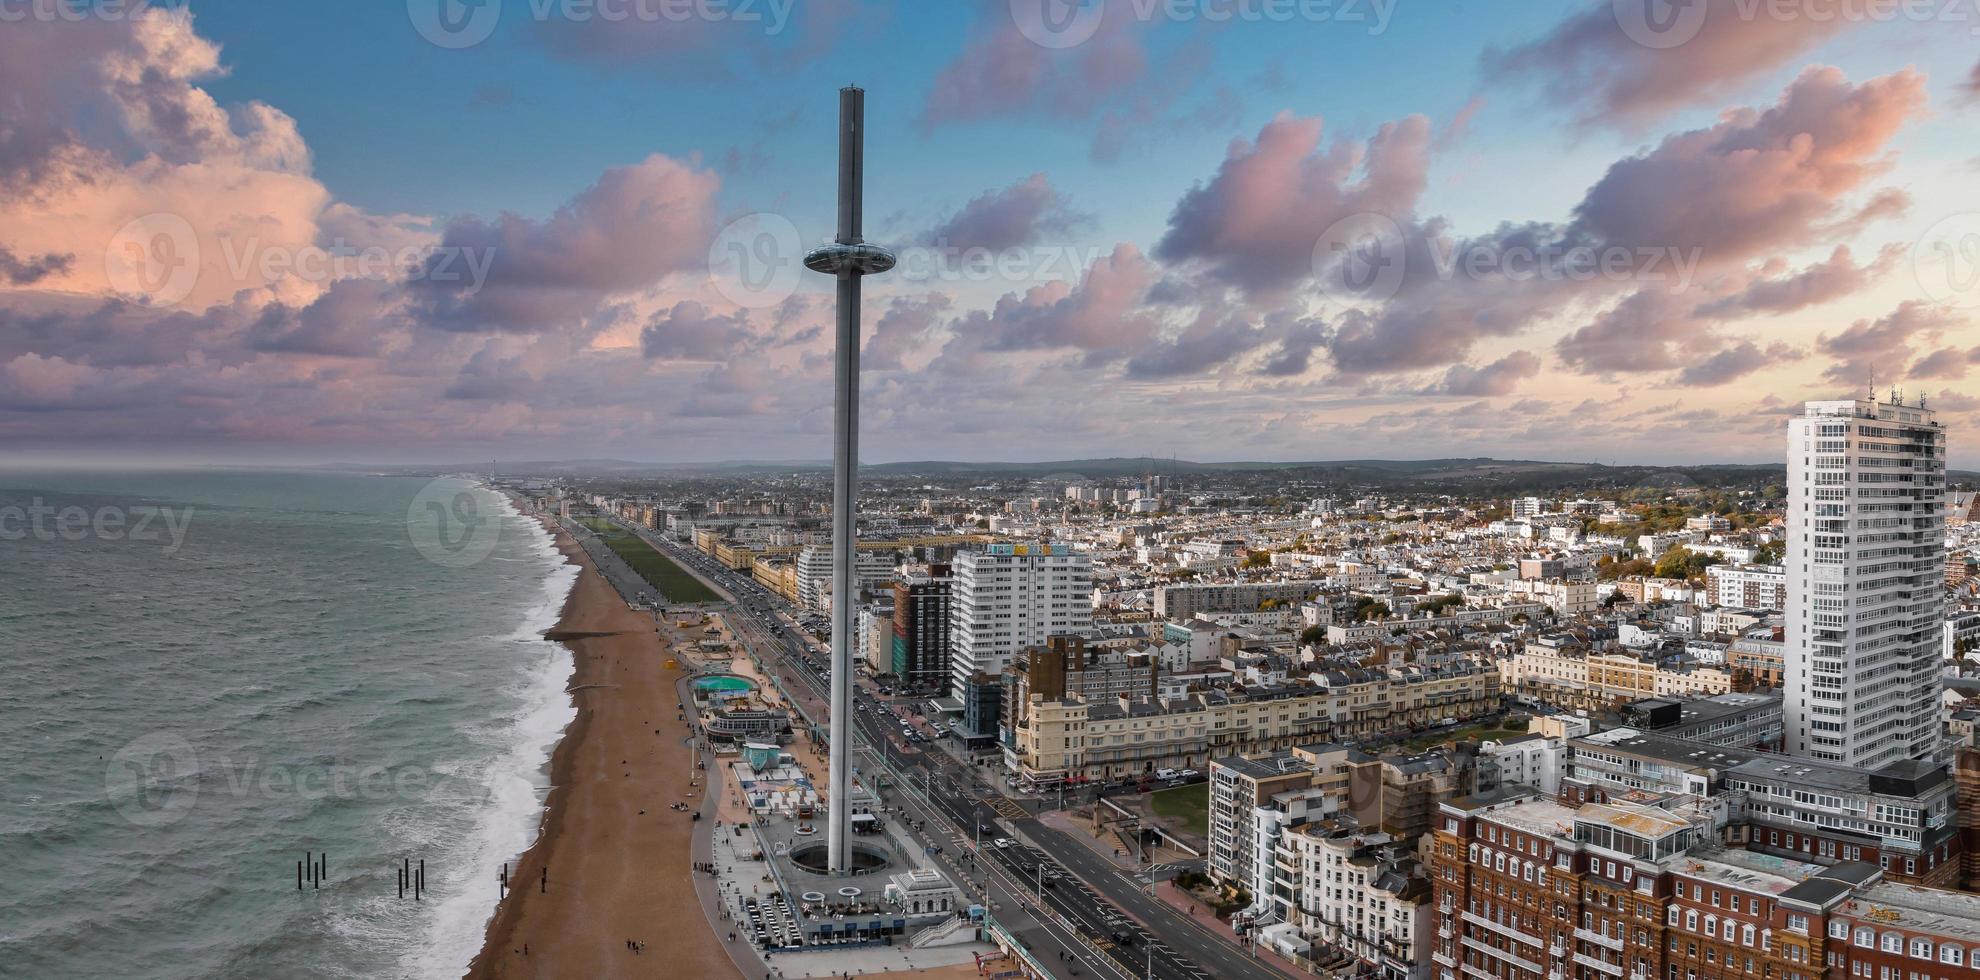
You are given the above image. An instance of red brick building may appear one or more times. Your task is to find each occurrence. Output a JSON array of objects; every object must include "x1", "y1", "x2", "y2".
[{"x1": 1429, "y1": 791, "x2": 1980, "y2": 980}]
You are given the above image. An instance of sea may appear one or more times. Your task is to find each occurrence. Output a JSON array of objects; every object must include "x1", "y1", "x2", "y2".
[{"x1": 0, "y1": 469, "x2": 578, "y2": 979}]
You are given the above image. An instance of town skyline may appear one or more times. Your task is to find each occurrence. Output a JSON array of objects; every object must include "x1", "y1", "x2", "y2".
[{"x1": 1, "y1": 2, "x2": 1977, "y2": 467}]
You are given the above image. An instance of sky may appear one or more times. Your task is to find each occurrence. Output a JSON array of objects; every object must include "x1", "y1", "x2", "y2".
[{"x1": 0, "y1": 0, "x2": 1977, "y2": 467}]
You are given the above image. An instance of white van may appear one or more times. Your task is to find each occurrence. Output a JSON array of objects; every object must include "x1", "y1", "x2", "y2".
[{"x1": 1155, "y1": 767, "x2": 1179, "y2": 781}]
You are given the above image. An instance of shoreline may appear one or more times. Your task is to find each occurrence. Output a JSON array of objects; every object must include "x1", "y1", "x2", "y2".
[{"x1": 463, "y1": 516, "x2": 739, "y2": 979}]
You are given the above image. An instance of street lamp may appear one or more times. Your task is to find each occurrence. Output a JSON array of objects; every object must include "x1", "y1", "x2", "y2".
[{"x1": 806, "y1": 86, "x2": 895, "y2": 875}]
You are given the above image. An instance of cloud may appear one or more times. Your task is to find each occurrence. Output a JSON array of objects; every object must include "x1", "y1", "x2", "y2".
[
  {"x1": 0, "y1": 7, "x2": 334, "y2": 310},
  {"x1": 1909, "y1": 345, "x2": 1980, "y2": 380},
  {"x1": 1258, "y1": 316, "x2": 1331, "y2": 377},
  {"x1": 640, "y1": 301, "x2": 755, "y2": 360},
  {"x1": 1694, "y1": 243, "x2": 1902, "y2": 316},
  {"x1": 867, "y1": 294, "x2": 952, "y2": 371},
  {"x1": 1122, "y1": 310, "x2": 1271, "y2": 379},
  {"x1": 1154, "y1": 112, "x2": 1432, "y2": 295},
  {"x1": 1675, "y1": 341, "x2": 1801, "y2": 386},
  {"x1": 1568, "y1": 67, "x2": 1924, "y2": 263},
  {"x1": 1486, "y1": 0, "x2": 1856, "y2": 129},
  {"x1": 0, "y1": 247, "x2": 74, "y2": 286},
  {"x1": 1555, "y1": 286, "x2": 1711, "y2": 374},
  {"x1": 412, "y1": 154, "x2": 720, "y2": 333},
  {"x1": 1420, "y1": 350, "x2": 1542, "y2": 396},
  {"x1": 246, "y1": 278, "x2": 398, "y2": 358},
  {"x1": 1818, "y1": 300, "x2": 1963, "y2": 383},
  {"x1": 917, "y1": 0, "x2": 1147, "y2": 132},
  {"x1": 957, "y1": 243, "x2": 1163, "y2": 358},
  {"x1": 0, "y1": 353, "x2": 104, "y2": 409},
  {"x1": 921, "y1": 174, "x2": 1090, "y2": 253}
]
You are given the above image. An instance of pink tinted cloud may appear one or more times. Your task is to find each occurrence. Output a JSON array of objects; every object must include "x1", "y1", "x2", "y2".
[
  {"x1": 414, "y1": 154, "x2": 721, "y2": 332},
  {"x1": 921, "y1": 173, "x2": 1091, "y2": 252},
  {"x1": 917, "y1": 0, "x2": 1148, "y2": 131},
  {"x1": 1695, "y1": 243, "x2": 1903, "y2": 316},
  {"x1": 1570, "y1": 67, "x2": 1925, "y2": 264},
  {"x1": 945, "y1": 243, "x2": 1162, "y2": 360},
  {"x1": 1154, "y1": 112, "x2": 1432, "y2": 295},
  {"x1": 1488, "y1": 0, "x2": 1857, "y2": 129}
]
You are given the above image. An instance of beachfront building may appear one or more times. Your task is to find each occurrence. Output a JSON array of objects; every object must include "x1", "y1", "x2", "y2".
[
  {"x1": 947, "y1": 543, "x2": 1091, "y2": 695},
  {"x1": 796, "y1": 544, "x2": 899, "y2": 612},
  {"x1": 1784, "y1": 395, "x2": 1947, "y2": 767},
  {"x1": 1209, "y1": 751, "x2": 1320, "y2": 886},
  {"x1": 1277, "y1": 825, "x2": 1433, "y2": 980},
  {"x1": 1009, "y1": 666, "x2": 1499, "y2": 791},
  {"x1": 1427, "y1": 790, "x2": 1980, "y2": 980}
]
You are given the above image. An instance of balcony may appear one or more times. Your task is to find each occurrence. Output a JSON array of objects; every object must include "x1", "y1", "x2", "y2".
[
  {"x1": 1573, "y1": 952, "x2": 1624, "y2": 976},
  {"x1": 1432, "y1": 950, "x2": 1457, "y2": 969},
  {"x1": 1463, "y1": 936, "x2": 1543, "y2": 974},
  {"x1": 1464, "y1": 911, "x2": 1543, "y2": 948},
  {"x1": 1575, "y1": 927, "x2": 1623, "y2": 951}
]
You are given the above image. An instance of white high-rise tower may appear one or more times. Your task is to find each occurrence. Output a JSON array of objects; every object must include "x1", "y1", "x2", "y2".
[
  {"x1": 1784, "y1": 393, "x2": 1947, "y2": 767},
  {"x1": 948, "y1": 544, "x2": 1092, "y2": 695}
]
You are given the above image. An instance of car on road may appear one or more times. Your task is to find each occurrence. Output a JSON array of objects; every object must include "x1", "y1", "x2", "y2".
[{"x1": 993, "y1": 837, "x2": 1015, "y2": 848}]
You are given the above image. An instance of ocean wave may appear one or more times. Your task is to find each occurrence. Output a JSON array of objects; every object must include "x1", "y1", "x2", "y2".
[{"x1": 400, "y1": 484, "x2": 578, "y2": 980}]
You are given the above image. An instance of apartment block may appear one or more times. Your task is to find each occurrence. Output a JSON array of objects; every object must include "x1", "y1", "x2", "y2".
[
  {"x1": 1427, "y1": 791, "x2": 1980, "y2": 980},
  {"x1": 1784, "y1": 396, "x2": 1947, "y2": 767},
  {"x1": 949, "y1": 544, "x2": 1092, "y2": 694}
]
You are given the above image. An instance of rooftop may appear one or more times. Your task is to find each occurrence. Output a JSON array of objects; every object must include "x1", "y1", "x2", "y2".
[
  {"x1": 1574, "y1": 728, "x2": 1758, "y2": 771},
  {"x1": 1851, "y1": 882, "x2": 1980, "y2": 941},
  {"x1": 1449, "y1": 793, "x2": 1581, "y2": 838},
  {"x1": 1579, "y1": 801, "x2": 1690, "y2": 839}
]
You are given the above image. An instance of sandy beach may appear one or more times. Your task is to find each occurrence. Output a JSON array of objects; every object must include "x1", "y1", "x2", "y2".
[{"x1": 465, "y1": 523, "x2": 739, "y2": 980}]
